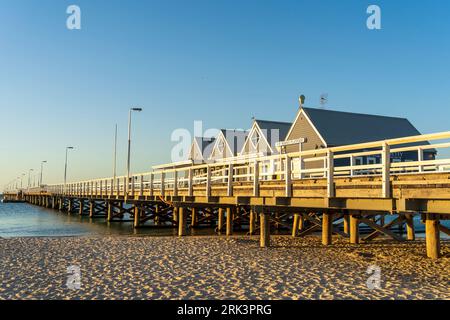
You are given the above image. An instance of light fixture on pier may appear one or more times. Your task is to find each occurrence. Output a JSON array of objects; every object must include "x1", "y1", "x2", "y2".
[{"x1": 126, "y1": 107, "x2": 143, "y2": 193}]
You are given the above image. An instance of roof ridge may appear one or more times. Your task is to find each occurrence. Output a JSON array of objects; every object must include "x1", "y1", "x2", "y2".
[
  {"x1": 255, "y1": 119, "x2": 292, "y2": 125},
  {"x1": 302, "y1": 107, "x2": 409, "y2": 121}
]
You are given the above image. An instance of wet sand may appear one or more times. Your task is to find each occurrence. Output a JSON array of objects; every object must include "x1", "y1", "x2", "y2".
[{"x1": 0, "y1": 235, "x2": 448, "y2": 300}]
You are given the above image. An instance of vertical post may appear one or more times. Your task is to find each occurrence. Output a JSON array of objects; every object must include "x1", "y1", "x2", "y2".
[
  {"x1": 327, "y1": 150, "x2": 335, "y2": 198},
  {"x1": 298, "y1": 214, "x2": 304, "y2": 231},
  {"x1": 140, "y1": 175, "x2": 144, "y2": 197},
  {"x1": 178, "y1": 207, "x2": 186, "y2": 236},
  {"x1": 149, "y1": 173, "x2": 154, "y2": 197},
  {"x1": 173, "y1": 170, "x2": 178, "y2": 197},
  {"x1": 425, "y1": 213, "x2": 440, "y2": 259},
  {"x1": 343, "y1": 214, "x2": 350, "y2": 235},
  {"x1": 226, "y1": 207, "x2": 234, "y2": 236},
  {"x1": 116, "y1": 178, "x2": 120, "y2": 197},
  {"x1": 191, "y1": 208, "x2": 198, "y2": 227},
  {"x1": 218, "y1": 208, "x2": 224, "y2": 233},
  {"x1": 322, "y1": 212, "x2": 333, "y2": 245},
  {"x1": 100, "y1": 180, "x2": 103, "y2": 197},
  {"x1": 418, "y1": 148, "x2": 424, "y2": 173},
  {"x1": 260, "y1": 211, "x2": 270, "y2": 248},
  {"x1": 350, "y1": 156, "x2": 355, "y2": 176},
  {"x1": 227, "y1": 164, "x2": 233, "y2": 196},
  {"x1": 123, "y1": 177, "x2": 127, "y2": 197},
  {"x1": 161, "y1": 172, "x2": 165, "y2": 197},
  {"x1": 405, "y1": 214, "x2": 415, "y2": 241},
  {"x1": 172, "y1": 206, "x2": 178, "y2": 223},
  {"x1": 253, "y1": 161, "x2": 259, "y2": 197},
  {"x1": 249, "y1": 209, "x2": 256, "y2": 235},
  {"x1": 131, "y1": 176, "x2": 135, "y2": 198},
  {"x1": 292, "y1": 213, "x2": 300, "y2": 237},
  {"x1": 188, "y1": 169, "x2": 193, "y2": 197},
  {"x1": 89, "y1": 201, "x2": 94, "y2": 218},
  {"x1": 285, "y1": 155, "x2": 292, "y2": 197},
  {"x1": 382, "y1": 142, "x2": 391, "y2": 198},
  {"x1": 349, "y1": 214, "x2": 359, "y2": 244},
  {"x1": 79, "y1": 199, "x2": 84, "y2": 216},
  {"x1": 133, "y1": 203, "x2": 140, "y2": 228},
  {"x1": 206, "y1": 166, "x2": 211, "y2": 197},
  {"x1": 107, "y1": 201, "x2": 114, "y2": 221}
]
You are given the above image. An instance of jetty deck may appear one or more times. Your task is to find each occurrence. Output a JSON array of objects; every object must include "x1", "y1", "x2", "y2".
[{"x1": 4, "y1": 131, "x2": 450, "y2": 259}]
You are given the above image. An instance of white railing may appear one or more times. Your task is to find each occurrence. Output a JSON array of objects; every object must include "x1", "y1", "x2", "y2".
[{"x1": 27, "y1": 131, "x2": 450, "y2": 199}]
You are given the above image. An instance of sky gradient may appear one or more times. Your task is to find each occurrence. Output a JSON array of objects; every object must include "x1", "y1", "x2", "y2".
[{"x1": 1, "y1": 0, "x2": 450, "y2": 189}]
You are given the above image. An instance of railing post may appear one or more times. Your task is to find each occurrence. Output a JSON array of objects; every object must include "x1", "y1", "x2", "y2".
[
  {"x1": 116, "y1": 178, "x2": 120, "y2": 197},
  {"x1": 327, "y1": 150, "x2": 335, "y2": 198},
  {"x1": 418, "y1": 148, "x2": 424, "y2": 173},
  {"x1": 100, "y1": 180, "x2": 103, "y2": 197},
  {"x1": 161, "y1": 172, "x2": 165, "y2": 197},
  {"x1": 131, "y1": 176, "x2": 135, "y2": 197},
  {"x1": 299, "y1": 154, "x2": 305, "y2": 179},
  {"x1": 149, "y1": 173, "x2": 154, "y2": 197},
  {"x1": 382, "y1": 142, "x2": 391, "y2": 198},
  {"x1": 173, "y1": 170, "x2": 178, "y2": 197},
  {"x1": 253, "y1": 160, "x2": 259, "y2": 197},
  {"x1": 188, "y1": 168, "x2": 193, "y2": 197},
  {"x1": 123, "y1": 176, "x2": 127, "y2": 197},
  {"x1": 206, "y1": 165, "x2": 211, "y2": 197},
  {"x1": 227, "y1": 164, "x2": 233, "y2": 197},
  {"x1": 350, "y1": 156, "x2": 355, "y2": 176},
  {"x1": 110, "y1": 179, "x2": 114, "y2": 196},
  {"x1": 285, "y1": 155, "x2": 292, "y2": 197},
  {"x1": 140, "y1": 175, "x2": 144, "y2": 197}
]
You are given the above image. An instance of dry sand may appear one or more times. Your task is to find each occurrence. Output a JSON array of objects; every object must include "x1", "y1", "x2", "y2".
[{"x1": 0, "y1": 235, "x2": 448, "y2": 300}]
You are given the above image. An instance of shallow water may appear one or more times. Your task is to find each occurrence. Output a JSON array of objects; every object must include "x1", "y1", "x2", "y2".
[
  {"x1": 0, "y1": 202, "x2": 448, "y2": 238},
  {"x1": 0, "y1": 203, "x2": 216, "y2": 238}
]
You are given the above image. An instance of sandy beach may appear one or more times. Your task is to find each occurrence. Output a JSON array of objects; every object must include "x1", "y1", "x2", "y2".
[{"x1": 0, "y1": 235, "x2": 448, "y2": 300}]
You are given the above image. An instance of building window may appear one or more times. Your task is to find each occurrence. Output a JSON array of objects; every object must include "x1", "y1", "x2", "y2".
[
  {"x1": 367, "y1": 156, "x2": 377, "y2": 165},
  {"x1": 355, "y1": 157, "x2": 363, "y2": 166}
]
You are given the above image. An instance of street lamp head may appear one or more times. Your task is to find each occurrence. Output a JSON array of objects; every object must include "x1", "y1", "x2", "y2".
[
  {"x1": 67, "y1": 146, "x2": 74, "y2": 150},
  {"x1": 42, "y1": 160, "x2": 47, "y2": 163},
  {"x1": 131, "y1": 107, "x2": 143, "y2": 112}
]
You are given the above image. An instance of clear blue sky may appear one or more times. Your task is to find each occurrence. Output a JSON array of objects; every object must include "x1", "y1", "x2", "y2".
[{"x1": 1, "y1": 0, "x2": 450, "y2": 188}]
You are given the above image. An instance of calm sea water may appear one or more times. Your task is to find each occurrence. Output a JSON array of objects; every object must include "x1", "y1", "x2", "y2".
[{"x1": 0, "y1": 202, "x2": 448, "y2": 239}]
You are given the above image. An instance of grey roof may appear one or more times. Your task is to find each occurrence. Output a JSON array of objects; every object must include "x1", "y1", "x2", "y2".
[
  {"x1": 221, "y1": 129, "x2": 249, "y2": 155},
  {"x1": 193, "y1": 136, "x2": 215, "y2": 159},
  {"x1": 302, "y1": 107, "x2": 427, "y2": 147},
  {"x1": 255, "y1": 120, "x2": 292, "y2": 151}
]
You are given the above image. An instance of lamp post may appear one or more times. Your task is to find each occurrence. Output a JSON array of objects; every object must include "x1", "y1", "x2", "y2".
[
  {"x1": 126, "y1": 107, "x2": 143, "y2": 193},
  {"x1": 39, "y1": 160, "x2": 47, "y2": 187},
  {"x1": 20, "y1": 173, "x2": 25, "y2": 189},
  {"x1": 28, "y1": 169, "x2": 34, "y2": 189},
  {"x1": 64, "y1": 147, "x2": 74, "y2": 188},
  {"x1": 113, "y1": 124, "x2": 118, "y2": 182}
]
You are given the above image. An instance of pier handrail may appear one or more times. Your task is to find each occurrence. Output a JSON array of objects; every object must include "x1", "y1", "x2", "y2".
[{"x1": 21, "y1": 131, "x2": 450, "y2": 199}]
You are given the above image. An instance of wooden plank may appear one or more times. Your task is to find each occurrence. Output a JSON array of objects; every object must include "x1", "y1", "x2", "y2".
[{"x1": 359, "y1": 218, "x2": 404, "y2": 242}]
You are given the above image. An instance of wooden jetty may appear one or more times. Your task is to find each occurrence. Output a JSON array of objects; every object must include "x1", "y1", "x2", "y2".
[{"x1": 4, "y1": 131, "x2": 450, "y2": 259}]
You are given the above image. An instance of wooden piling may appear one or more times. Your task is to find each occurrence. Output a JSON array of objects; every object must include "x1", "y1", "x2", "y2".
[
  {"x1": 89, "y1": 201, "x2": 94, "y2": 218},
  {"x1": 107, "y1": 202, "x2": 114, "y2": 221},
  {"x1": 260, "y1": 212, "x2": 270, "y2": 247},
  {"x1": 292, "y1": 213, "x2": 300, "y2": 237},
  {"x1": 226, "y1": 207, "x2": 234, "y2": 236},
  {"x1": 298, "y1": 214, "x2": 304, "y2": 231},
  {"x1": 191, "y1": 208, "x2": 198, "y2": 227},
  {"x1": 343, "y1": 214, "x2": 350, "y2": 235},
  {"x1": 67, "y1": 199, "x2": 73, "y2": 214},
  {"x1": 249, "y1": 209, "x2": 256, "y2": 235},
  {"x1": 405, "y1": 214, "x2": 415, "y2": 241},
  {"x1": 173, "y1": 207, "x2": 179, "y2": 224},
  {"x1": 178, "y1": 207, "x2": 187, "y2": 236},
  {"x1": 218, "y1": 208, "x2": 224, "y2": 233},
  {"x1": 425, "y1": 213, "x2": 441, "y2": 259},
  {"x1": 133, "y1": 204, "x2": 140, "y2": 228},
  {"x1": 322, "y1": 212, "x2": 333, "y2": 245},
  {"x1": 350, "y1": 214, "x2": 359, "y2": 244},
  {"x1": 79, "y1": 199, "x2": 84, "y2": 216}
]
